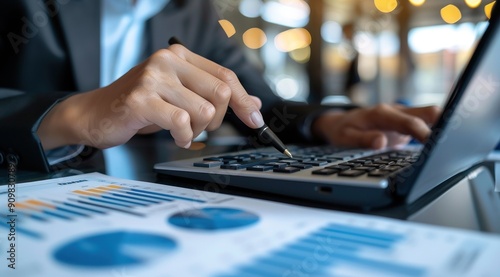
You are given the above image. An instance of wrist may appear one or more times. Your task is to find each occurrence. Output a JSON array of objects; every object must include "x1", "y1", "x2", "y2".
[{"x1": 37, "y1": 93, "x2": 89, "y2": 150}]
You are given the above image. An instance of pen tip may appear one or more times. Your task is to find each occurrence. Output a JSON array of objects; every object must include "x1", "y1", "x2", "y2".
[{"x1": 284, "y1": 149, "x2": 293, "y2": 158}]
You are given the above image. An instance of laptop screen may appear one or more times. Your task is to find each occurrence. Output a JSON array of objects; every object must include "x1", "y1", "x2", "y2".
[{"x1": 407, "y1": 3, "x2": 500, "y2": 203}]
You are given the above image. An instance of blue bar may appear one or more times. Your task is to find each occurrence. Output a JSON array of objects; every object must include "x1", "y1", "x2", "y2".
[
  {"x1": 122, "y1": 191, "x2": 174, "y2": 202},
  {"x1": 106, "y1": 192, "x2": 160, "y2": 204},
  {"x1": 232, "y1": 264, "x2": 283, "y2": 277},
  {"x1": 57, "y1": 202, "x2": 107, "y2": 215},
  {"x1": 219, "y1": 223, "x2": 424, "y2": 277},
  {"x1": 16, "y1": 210, "x2": 47, "y2": 222},
  {"x1": 293, "y1": 237, "x2": 360, "y2": 253},
  {"x1": 0, "y1": 220, "x2": 42, "y2": 239},
  {"x1": 54, "y1": 206, "x2": 90, "y2": 217},
  {"x1": 41, "y1": 209, "x2": 73, "y2": 220},
  {"x1": 98, "y1": 195, "x2": 148, "y2": 207},
  {"x1": 215, "y1": 273, "x2": 263, "y2": 277},
  {"x1": 323, "y1": 224, "x2": 404, "y2": 242},
  {"x1": 130, "y1": 188, "x2": 206, "y2": 203},
  {"x1": 311, "y1": 230, "x2": 394, "y2": 249},
  {"x1": 70, "y1": 199, "x2": 144, "y2": 217},
  {"x1": 321, "y1": 251, "x2": 426, "y2": 276}
]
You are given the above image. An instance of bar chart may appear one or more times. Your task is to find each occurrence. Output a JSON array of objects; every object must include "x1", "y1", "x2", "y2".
[{"x1": 1, "y1": 172, "x2": 499, "y2": 277}]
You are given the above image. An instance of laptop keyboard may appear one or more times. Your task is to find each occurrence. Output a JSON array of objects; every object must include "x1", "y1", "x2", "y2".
[{"x1": 192, "y1": 146, "x2": 419, "y2": 178}]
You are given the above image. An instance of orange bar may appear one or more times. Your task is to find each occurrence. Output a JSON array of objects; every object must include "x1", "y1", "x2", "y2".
[
  {"x1": 15, "y1": 202, "x2": 37, "y2": 210},
  {"x1": 87, "y1": 188, "x2": 105, "y2": 194},
  {"x1": 25, "y1": 199, "x2": 54, "y2": 208},
  {"x1": 107, "y1": 185, "x2": 122, "y2": 189},
  {"x1": 96, "y1": 186, "x2": 115, "y2": 191},
  {"x1": 73, "y1": 190, "x2": 97, "y2": 196}
]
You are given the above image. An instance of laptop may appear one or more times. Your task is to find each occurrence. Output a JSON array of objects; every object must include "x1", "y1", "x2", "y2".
[{"x1": 155, "y1": 4, "x2": 500, "y2": 208}]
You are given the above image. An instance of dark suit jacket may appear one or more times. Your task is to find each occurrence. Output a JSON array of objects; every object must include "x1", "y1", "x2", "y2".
[{"x1": 0, "y1": 0, "x2": 354, "y2": 172}]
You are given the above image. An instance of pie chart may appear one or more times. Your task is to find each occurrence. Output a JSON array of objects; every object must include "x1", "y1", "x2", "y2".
[
  {"x1": 168, "y1": 207, "x2": 259, "y2": 230},
  {"x1": 53, "y1": 231, "x2": 177, "y2": 267}
]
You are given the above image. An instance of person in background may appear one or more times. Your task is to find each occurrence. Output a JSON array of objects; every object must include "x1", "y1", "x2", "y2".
[{"x1": 0, "y1": 0, "x2": 440, "y2": 172}]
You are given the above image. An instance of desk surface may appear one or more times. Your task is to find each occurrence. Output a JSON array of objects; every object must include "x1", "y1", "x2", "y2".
[{"x1": 3, "y1": 131, "x2": 500, "y2": 235}]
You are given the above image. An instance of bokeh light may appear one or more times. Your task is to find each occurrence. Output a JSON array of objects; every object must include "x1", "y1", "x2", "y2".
[
  {"x1": 218, "y1": 20, "x2": 236, "y2": 38},
  {"x1": 321, "y1": 21, "x2": 342, "y2": 44},
  {"x1": 274, "y1": 28, "x2": 311, "y2": 52},
  {"x1": 485, "y1": 1, "x2": 496, "y2": 19},
  {"x1": 441, "y1": 4, "x2": 462, "y2": 24},
  {"x1": 289, "y1": 46, "x2": 311, "y2": 63},
  {"x1": 465, "y1": 0, "x2": 482, "y2": 8},
  {"x1": 275, "y1": 77, "x2": 299, "y2": 99},
  {"x1": 409, "y1": 0, "x2": 426, "y2": 7},
  {"x1": 239, "y1": 0, "x2": 263, "y2": 18},
  {"x1": 243, "y1": 28, "x2": 267, "y2": 49},
  {"x1": 374, "y1": 0, "x2": 398, "y2": 13}
]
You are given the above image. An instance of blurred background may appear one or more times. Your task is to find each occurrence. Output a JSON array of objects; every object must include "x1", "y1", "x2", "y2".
[{"x1": 212, "y1": 0, "x2": 496, "y2": 107}]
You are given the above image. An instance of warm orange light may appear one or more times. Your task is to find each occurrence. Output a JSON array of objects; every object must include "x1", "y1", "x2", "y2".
[
  {"x1": 441, "y1": 4, "x2": 462, "y2": 24},
  {"x1": 289, "y1": 46, "x2": 311, "y2": 63},
  {"x1": 409, "y1": 0, "x2": 426, "y2": 7},
  {"x1": 274, "y1": 28, "x2": 311, "y2": 52},
  {"x1": 374, "y1": 0, "x2": 398, "y2": 13},
  {"x1": 465, "y1": 0, "x2": 482, "y2": 8},
  {"x1": 242, "y1": 28, "x2": 267, "y2": 49},
  {"x1": 218, "y1": 19, "x2": 236, "y2": 38},
  {"x1": 485, "y1": 1, "x2": 496, "y2": 18}
]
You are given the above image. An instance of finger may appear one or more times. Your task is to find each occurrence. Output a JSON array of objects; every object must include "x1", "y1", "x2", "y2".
[
  {"x1": 168, "y1": 44, "x2": 263, "y2": 129},
  {"x1": 384, "y1": 131, "x2": 411, "y2": 147},
  {"x1": 250, "y1": 96, "x2": 262, "y2": 109},
  {"x1": 156, "y1": 81, "x2": 216, "y2": 138},
  {"x1": 397, "y1": 105, "x2": 442, "y2": 125},
  {"x1": 140, "y1": 98, "x2": 193, "y2": 148},
  {"x1": 333, "y1": 127, "x2": 388, "y2": 149},
  {"x1": 137, "y1": 125, "x2": 162, "y2": 134},
  {"x1": 367, "y1": 104, "x2": 432, "y2": 142},
  {"x1": 166, "y1": 54, "x2": 231, "y2": 132}
]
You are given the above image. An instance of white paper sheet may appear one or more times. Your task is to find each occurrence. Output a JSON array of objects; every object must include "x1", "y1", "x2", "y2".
[{"x1": 0, "y1": 172, "x2": 499, "y2": 277}]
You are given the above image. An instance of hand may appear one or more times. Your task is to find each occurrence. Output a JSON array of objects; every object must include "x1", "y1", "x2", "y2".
[
  {"x1": 311, "y1": 104, "x2": 441, "y2": 149},
  {"x1": 37, "y1": 45, "x2": 264, "y2": 150}
]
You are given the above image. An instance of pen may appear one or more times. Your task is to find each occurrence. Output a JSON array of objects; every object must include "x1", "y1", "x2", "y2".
[{"x1": 168, "y1": 36, "x2": 293, "y2": 158}]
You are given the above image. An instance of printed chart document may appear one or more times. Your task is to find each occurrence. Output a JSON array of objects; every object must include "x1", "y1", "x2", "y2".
[{"x1": 1, "y1": 172, "x2": 499, "y2": 277}]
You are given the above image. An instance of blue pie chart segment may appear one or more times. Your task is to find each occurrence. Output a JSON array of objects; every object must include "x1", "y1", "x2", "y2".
[
  {"x1": 53, "y1": 231, "x2": 177, "y2": 267},
  {"x1": 168, "y1": 207, "x2": 260, "y2": 230}
]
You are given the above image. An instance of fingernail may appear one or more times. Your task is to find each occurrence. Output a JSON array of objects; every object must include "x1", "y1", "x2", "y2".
[
  {"x1": 250, "y1": 111, "x2": 265, "y2": 128},
  {"x1": 183, "y1": 141, "x2": 192, "y2": 149}
]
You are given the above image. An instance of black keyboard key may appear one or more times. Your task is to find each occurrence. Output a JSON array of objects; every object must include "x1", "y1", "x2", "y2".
[
  {"x1": 280, "y1": 159, "x2": 300, "y2": 164},
  {"x1": 193, "y1": 161, "x2": 223, "y2": 168},
  {"x1": 303, "y1": 161, "x2": 328, "y2": 166},
  {"x1": 325, "y1": 165, "x2": 351, "y2": 171},
  {"x1": 289, "y1": 163, "x2": 313, "y2": 169},
  {"x1": 247, "y1": 165, "x2": 274, "y2": 171},
  {"x1": 265, "y1": 162, "x2": 288, "y2": 169},
  {"x1": 338, "y1": 170, "x2": 365, "y2": 177},
  {"x1": 203, "y1": 157, "x2": 223, "y2": 162},
  {"x1": 273, "y1": 167, "x2": 300, "y2": 173},
  {"x1": 220, "y1": 157, "x2": 279, "y2": 170},
  {"x1": 339, "y1": 162, "x2": 363, "y2": 168},
  {"x1": 353, "y1": 166, "x2": 378, "y2": 172},
  {"x1": 312, "y1": 168, "x2": 339, "y2": 175},
  {"x1": 368, "y1": 169, "x2": 392, "y2": 177},
  {"x1": 381, "y1": 165, "x2": 402, "y2": 172}
]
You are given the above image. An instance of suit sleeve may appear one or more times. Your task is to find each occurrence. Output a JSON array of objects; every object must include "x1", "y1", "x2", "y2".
[{"x1": 0, "y1": 91, "x2": 69, "y2": 172}]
